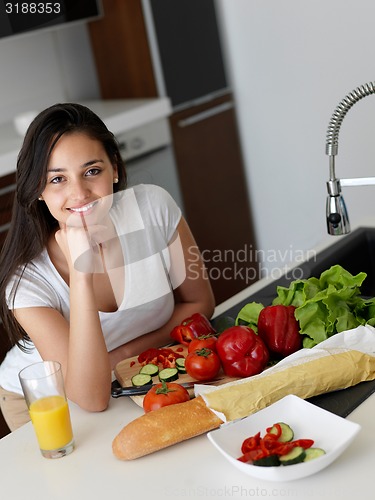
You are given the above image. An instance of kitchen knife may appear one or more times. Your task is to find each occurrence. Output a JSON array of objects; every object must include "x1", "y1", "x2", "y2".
[{"x1": 111, "y1": 378, "x2": 224, "y2": 398}]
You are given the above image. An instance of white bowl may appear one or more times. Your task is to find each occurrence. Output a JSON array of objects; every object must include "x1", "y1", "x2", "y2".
[{"x1": 207, "y1": 394, "x2": 361, "y2": 482}]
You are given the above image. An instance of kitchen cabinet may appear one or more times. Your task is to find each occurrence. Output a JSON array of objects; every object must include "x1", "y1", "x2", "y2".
[
  {"x1": 169, "y1": 93, "x2": 258, "y2": 303},
  {"x1": 88, "y1": 0, "x2": 259, "y2": 303}
]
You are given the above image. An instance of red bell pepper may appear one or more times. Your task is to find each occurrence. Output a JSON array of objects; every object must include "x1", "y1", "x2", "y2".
[
  {"x1": 257, "y1": 305, "x2": 302, "y2": 358},
  {"x1": 137, "y1": 347, "x2": 184, "y2": 368},
  {"x1": 170, "y1": 313, "x2": 216, "y2": 346},
  {"x1": 238, "y1": 424, "x2": 314, "y2": 464},
  {"x1": 216, "y1": 326, "x2": 269, "y2": 378}
]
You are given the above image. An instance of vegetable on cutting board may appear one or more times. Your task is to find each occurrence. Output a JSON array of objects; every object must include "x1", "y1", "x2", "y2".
[
  {"x1": 188, "y1": 334, "x2": 217, "y2": 353},
  {"x1": 185, "y1": 348, "x2": 221, "y2": 381},
  {"x1": 238, "y1": 422, "x2": 325, "y2": 467},
  {"x1": 131, "y1": 373, "x2": 153, "y2": 388},
  {"x1": 139, "y1": 363, "x2": 159, "y2": 377},
  {"x1": 175, "y1": 357, "x2": 186, "y2": 373},
  {"x1": 158, "y1": 367, "x2": 179, "y2": 382},
  {"x1": 137, "y1": 347, "x2": 184, "y2": 369},
  {"x1": 170, "y1": 313, "x2": 216, "y2": 346}
]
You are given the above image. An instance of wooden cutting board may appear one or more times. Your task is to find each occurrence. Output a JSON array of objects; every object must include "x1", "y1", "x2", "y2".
[{"x1": 114, "y1": 344, "x2": 238, "y2": 407}]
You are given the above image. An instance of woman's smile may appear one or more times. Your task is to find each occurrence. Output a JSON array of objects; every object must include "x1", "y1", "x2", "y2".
[{"x1": 67, "y1": 200, "x2": 99, "y2": 214}]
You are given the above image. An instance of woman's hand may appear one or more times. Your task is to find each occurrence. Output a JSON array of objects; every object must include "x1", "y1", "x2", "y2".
[{"x1": 55, "y1": 221, "x2": 107, "y2": 274}]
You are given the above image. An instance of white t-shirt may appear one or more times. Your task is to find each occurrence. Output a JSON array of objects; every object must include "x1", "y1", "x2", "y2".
[{"x1": 0, "y1": 184, "x2": 182, "y2": 394}]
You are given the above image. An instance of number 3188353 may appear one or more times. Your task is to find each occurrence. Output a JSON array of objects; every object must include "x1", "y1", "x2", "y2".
[{"x1": 5, "y1": 2, "x2": 62, "y2": 14}]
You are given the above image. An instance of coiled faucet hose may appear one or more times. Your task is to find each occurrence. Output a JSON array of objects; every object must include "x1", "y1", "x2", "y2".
[{"x1": 326, "y1": 81, "x2": 375, "y2": 156}]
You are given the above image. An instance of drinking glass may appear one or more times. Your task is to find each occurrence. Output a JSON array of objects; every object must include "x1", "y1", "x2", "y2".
[{"x1": 19, "y1": 361, "x2": 74, "y2": 459}]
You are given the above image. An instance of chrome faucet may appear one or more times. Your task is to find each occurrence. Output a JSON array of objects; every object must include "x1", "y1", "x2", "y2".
[{"x1": 326, "y1": 81, "x2": 375, "y2": 235}]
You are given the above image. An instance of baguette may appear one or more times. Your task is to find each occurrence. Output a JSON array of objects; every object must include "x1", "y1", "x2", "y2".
[{"x1": 112, "y1": 396, "x2": 223, "y2": 460}]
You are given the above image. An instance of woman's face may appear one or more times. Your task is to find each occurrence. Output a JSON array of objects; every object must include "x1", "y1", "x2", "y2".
[{"x1": 41, "y1": 132, "x2": 118, "y2": 227}]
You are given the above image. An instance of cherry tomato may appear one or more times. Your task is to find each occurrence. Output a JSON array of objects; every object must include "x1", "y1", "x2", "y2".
[
  {"x1": 143, "y1": 381, "x2": 190, "y2": 413},
  {"x1": 188, "y1": 335, "x2": 217, "y2": 353},
  {"x1": 185, "y1": 348, "x2": 221, "y2": 381}
]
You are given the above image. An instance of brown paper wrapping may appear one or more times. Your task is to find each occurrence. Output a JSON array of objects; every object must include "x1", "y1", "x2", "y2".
[{"x1": 201, "y1": 348, "x2": 375, "y2": 422}]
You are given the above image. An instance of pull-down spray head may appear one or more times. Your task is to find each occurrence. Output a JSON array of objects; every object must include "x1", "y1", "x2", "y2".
[
  {"x1": 326, "y1": 158, "x2": 350, "y2": 235},
  {"x1": 325, "y1": 81, "x2": 375, "y2": 235}
]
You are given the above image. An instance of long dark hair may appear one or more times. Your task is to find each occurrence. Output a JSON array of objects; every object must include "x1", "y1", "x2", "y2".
[{"x1": 0, "y1": 103, "x2": 127, "y2": 351}]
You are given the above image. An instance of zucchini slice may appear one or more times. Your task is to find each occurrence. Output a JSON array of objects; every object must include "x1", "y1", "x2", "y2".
[
  {"x1": 269, "y1": 422, "x2": 294, "y2": 442},
  {"x1": 303, "y1": 447, "x2": 326, "y2": 462},
  {"x1": 139, "y1": 363, "x2": 159, "y2": 377},
  {"x1": 253, "y1": 455, "x2": 280, "y2": 467},
  {"x1": 158, "y1": 367, "x2": 179, "y2": 382},
  {"x1": 131, "y1": 373, "x2": 152, "y2": 387},
  {"x1": 279, "y1": 446, "x2": 306, "y2": 466},
  {"x1": 176, "y1": 357, "x2": 186, "y2": 374}
]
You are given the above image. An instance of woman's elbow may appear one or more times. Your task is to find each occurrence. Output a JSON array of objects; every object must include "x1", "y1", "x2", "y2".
[
  {"x1": 68, "y1": 391, "x2": 110, "y2": 413},
  {"x1": 85, "y1": 401, "x2": 109, "y2": 413},
  {"x1": 199, "y1": 287, "x2": 216, "y2": 319}
]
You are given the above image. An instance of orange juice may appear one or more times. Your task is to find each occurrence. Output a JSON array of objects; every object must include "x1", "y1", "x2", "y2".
[{"x1": 29, "y1": 395, "x2": 73, "y2": 450}]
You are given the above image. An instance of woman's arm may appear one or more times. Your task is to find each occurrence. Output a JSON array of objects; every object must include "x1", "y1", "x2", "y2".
[
  {"x1": 14, "y1": 297, "x2": 111, "y2": 412},
  {"x1": 108, "y1": 217, "x2": 215, "y2": 368},
  {"x1": 14, "y1": 225, "x2": 112, "y2": 412}
]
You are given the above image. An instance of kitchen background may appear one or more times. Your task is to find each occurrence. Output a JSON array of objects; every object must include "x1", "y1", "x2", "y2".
[{"x1": 1, "y1": 0, "x2": 375, "y2": 297}]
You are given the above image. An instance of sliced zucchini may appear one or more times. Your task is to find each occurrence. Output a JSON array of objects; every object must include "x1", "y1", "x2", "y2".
[
  {"x1": 176, "y1": 357, "x2": 186, "y2": 374},
  {"x1": 279, "y1": 446, "x2": 306, "y2": 466},
  {"x1": 269, "y1": 422, "x2": 294, "y2": 442},
  {"x1": 158, "y1": 367, "x2": 179, "y2": 382},
  {"x1": 139, "y1": 363, "x2": 159, "y2": 377},
  {"x1": 253, "y1": 455, "x2": 280, "y2": 467},
  {"x1": 303, "y1": 447, "x2": 326, "y2": 462},
  {"x1": 131, "y1": 373, "x2": 152, "y2": 387}
]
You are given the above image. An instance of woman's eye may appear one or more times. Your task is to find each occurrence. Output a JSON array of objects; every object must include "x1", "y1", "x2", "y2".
[
  {"x1": 50, "y1": 176, "x2": 64, "y2": 184},
  {"x1": 86, "y1": 167, "x2": 101, "y2": 176}
]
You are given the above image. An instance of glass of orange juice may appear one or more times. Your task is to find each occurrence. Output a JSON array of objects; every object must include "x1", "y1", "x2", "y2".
[{"x1": 19, "y1": 361, "x2": 74, "y2": 459}]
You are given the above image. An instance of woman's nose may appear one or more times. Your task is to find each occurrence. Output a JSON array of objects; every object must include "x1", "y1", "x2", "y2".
[{"x1": 68, "y1": 179, "x2": 91, "y2": 200}]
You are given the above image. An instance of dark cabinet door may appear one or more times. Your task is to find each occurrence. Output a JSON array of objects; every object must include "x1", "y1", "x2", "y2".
[
  {"x1": 147, "y1": 0, "x2": 228, "y2": 107},
  {"x1": 88, "y1": 0, "x2": 157, "y2": 99},
  {"x1": 170, "y1": 94, "x2": 259, "y2": 304}
]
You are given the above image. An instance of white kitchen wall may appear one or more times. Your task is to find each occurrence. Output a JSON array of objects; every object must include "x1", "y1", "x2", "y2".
[
  {"x1": 216, "y1": 0, "x2": 375, "y2": 274},
  {"x1": 0, "y1": 23, "x2": 100, "y2": 125}
]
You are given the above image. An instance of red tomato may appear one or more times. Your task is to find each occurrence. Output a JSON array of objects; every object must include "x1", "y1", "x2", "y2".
[
  {"x1": 185, "y1": 348, "x2": 221, "y2": 381},
  {"x1": 188, "y1": 335, "x2": 217, "y2": 353},
  {"x1": 143, "y1": 382, "x2": 190, "y2": 413}
]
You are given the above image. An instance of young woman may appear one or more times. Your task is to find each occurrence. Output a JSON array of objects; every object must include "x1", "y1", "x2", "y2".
[{"x1": 0, "y1": 103, "x2": 215, "y2": 430}]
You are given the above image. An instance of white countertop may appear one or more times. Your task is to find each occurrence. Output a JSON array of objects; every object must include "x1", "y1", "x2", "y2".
[
  {"x1": 0, "y1": 98, "x2": 171, "y2": 178},
  {"x1": 0, "y1": 388, "x2": 374, "y2": 500},
  {"x1": 2, "y1": 223, "x2": 375, "y2": 499}
]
